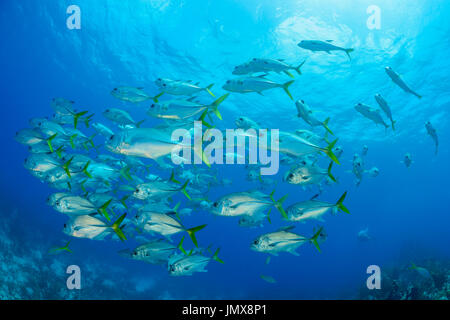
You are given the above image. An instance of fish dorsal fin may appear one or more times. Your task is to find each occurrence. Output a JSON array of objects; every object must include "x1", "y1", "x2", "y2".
[
  {"x1": 278, "y1": 225, "x2": 295, "y2": 232},
  {"x1": 326, "y1": 40, "x2": 333, "y2": 43},
  {"x1": 277, "y1": 59, "x2": 285, "y2": 62},
  {"x1": 194, "y1": 82, "x2": 200, "y2": 86},
  {"x1": 310, "y1": 194, "x2": 320, "y2": 200},
  {"x1": 138, "y1": 87, "x2": 144, "y2": 90},
  {"x1": 186, "y1": 96, "x2": 196, "y2": 102}
]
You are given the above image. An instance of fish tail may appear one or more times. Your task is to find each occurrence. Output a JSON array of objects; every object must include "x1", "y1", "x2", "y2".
[
  {"x1": 46, "y1": 133, "x2": 58, "y2": 153},
  {"x1": 209, "y1": 93, "x2": 229, "y2": 120},
  {"x1": 177, "y1": 236, "x2": 188, "y2": 255},
  {"x1": 120, "y1": 166, "x2": 133, "y2": 181},
  {"x1": 55, "y1": 146, "x2": 64, "y2": 158},
  {"x1": 172, "y1": 202, "x2": 181, "y2": 221},
  {"x1": 82, "y1": 161, "x2": 92, "y2": 178},
  {"x1": 281, "y1": 80, "x2": 295, "y2": 100},
  {"x1": 120, "y1": 195, "x2": 129, "y2": 209},
  {"x1": 322, "y1": 117, "x2": 334, "y2": 135},
  {"x1": 283, "y1": 70, "x2": 295, "y2": 78},
  {"x1": 136, "y1": 119, "x2": 145, "y2": 128},
  {"x1": 185, "y1": 224, "x2": 207, "y2": 247},
  {"x1": 212, "y1": 248, "x2": 224, "y2": 264},
  {"x1": 192, "y1": 143, "x2": 211, "y2": 167},
  {"x1": 269, "y1": 189, "x2": 289, "y2": 219},
  {"x1": 198, "y1": 110, "x2": 214, "y2": 129},
  {"x1": 73, "y1": 111, "x2": 88, "y2": 129},
  {"x1": 205, "y1": 83, "x2": 215, "y2": 97},
  {"x1": 69, "y1": 134, "x2": 77, "y2": 150},
  {"x1": 179, "y1": 180, "x2": 191, "y2": 200},
  {"x1": 111, "y1": 213, "x2": 127, "y2": 241},
  {"x1": 327, "y1": 162, "x2": 336, "y2": 182},
  {"x1": 345, "y1": 48, "x2": 354, "y2": 60},
  {"x1": 309, "y1": 226, "x2": 324, "y2": 253},
  {"x1": 62, "y1": 156, "x2": 73, "y2": 178},
  {"x1": 84, "y1": 113, "x2": 95, "y2": 128},
  {"x1": 294, "y1": 59, "x2": 307, "y2": 75},
  {"x1": 98, "y1": 199, "x2": 112, "y2": 221},
  {"x1": 151, "y1": 92, "x2": 164, "y2": 103},
  {"x1": 335, "y1": 191, "x2": 350, "y2": 214},
  {"x1": 321, "y1": 139, "x2": 340, "y2": 165}
]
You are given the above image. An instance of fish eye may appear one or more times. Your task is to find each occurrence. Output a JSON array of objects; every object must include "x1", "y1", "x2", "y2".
[
  {"x1": 288, "y1": 173, "x2": 294, "y2": 179},
  {"x1": 253, "y1": 239, "x2": 259, "y2": 245},
  {"x1": 150, "y1": 104, "x2": 155, "y2": 108},
  {"x1": 132, "y1": 251, "x2": 137, "y2": 256},
  {"x1": 302, "y1": 175, "x2": 309, "y2": 180},
  {"x1": 163, "y1": 84, "x2": 167, "y2": 87},
  {"x1": 63, "y1": 224, "x2": 66, "y2": 228},
  {"x1": 213, "y1": 202, "x2": 218, "y2": 207},
  {"x1": 135, "y1": 188, "x2": 140, "y2": 193}
]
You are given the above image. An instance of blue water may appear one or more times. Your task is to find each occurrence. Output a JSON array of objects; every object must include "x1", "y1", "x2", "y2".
[{"x1": 1, "y1": 0, "x2": 449, "y2": 299}]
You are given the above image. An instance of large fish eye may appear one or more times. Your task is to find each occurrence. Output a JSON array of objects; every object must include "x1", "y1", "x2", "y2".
[
  {"x1": 135, "y1": 188, "x2": 140, "y2": 193},
  {"x1": 169, "y1": 265, "x2": 175, "y2": 272},
  {"x1": 253, "y1": 239, "x2": 259, "y2": 245},
  {"x1": 132, "y1": 251, "x2": 137, "y2": 256},
  {"x1": 288, "y1": 173, "x2": 294, "y2": 179},
  {"x1": 213, "y1": 202, "x2": 218, "y2": 207}
]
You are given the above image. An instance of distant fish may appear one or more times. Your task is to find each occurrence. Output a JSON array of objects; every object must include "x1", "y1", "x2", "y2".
[
  {"x1": 297, "y1": 40, "x2": 354, "y2": 60},
  {"x1": 385, "y1": 67, "x2": 422, "y2": 99},
  {"x1": 402, "y1": 153, "x2": 413, "y2": 168},
  {"x1": 260, "y1": 274, "x2": 277, "y2": 284},
  {"x1": 111, "y1": 86, "x2": 163, "y2": 103},
  {"x1": 425, "y1": 121, "x2": 438, "y2": 155},
  {"x1": 357, "y1": 228, "x2": 371, "y2": 241}
]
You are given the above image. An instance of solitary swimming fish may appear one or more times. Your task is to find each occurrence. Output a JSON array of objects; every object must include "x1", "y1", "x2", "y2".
[
  {"x1": 385, "y1": 67, "x2": 422, "y2": 99},
  {"x1": 402, "y1": 153, "x2": 413, "y2": 168},
  {"x1": 297, "y1": 40, "x2": 354, "y2": 60},
  {"x1": 425, "y1": 121, "x2": 438, "y2": 155}
]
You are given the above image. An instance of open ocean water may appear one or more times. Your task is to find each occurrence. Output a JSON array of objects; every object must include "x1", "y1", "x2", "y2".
[{"x1": 0, "y1": 0, "x2": 449, "y2": 300}]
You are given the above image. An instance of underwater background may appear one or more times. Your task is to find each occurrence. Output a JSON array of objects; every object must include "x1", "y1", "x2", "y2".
[{"x1": 1, "y1": 0, "x2": 449, "y2": 300}]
